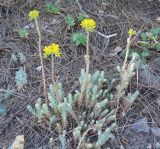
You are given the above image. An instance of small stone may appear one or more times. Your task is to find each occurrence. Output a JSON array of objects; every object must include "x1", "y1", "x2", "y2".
[
  {"x1": 147, "y1": 144, "x2": 152, "y2": 149},
  {"x1": 156, "y1": 143, "x2": 160, "y2": 149},
  {"x1": 131, "y1": 117, "x2": 150, "y2": 133},
  {"x1": 36, "y1": 66, "x2": 42, "y2": 72},
  {"x1": 156, "y1": 17, "x2": 160, "y2": 24},
  {"x1": 151, "y1": 127, "x2": 160, "y2": 137},
  {"x1": 157, "y1": 99, "x2": 160, "y2": 106}
]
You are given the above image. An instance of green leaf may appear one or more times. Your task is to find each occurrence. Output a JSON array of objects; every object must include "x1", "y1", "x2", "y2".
[
  {"x1": 149, "y1": 27, "x2": 160, "y2": 36},
  {"x1": 77, "y1": 12, "x2": 86, "y2": 22},
  {"x1": 72, "y1": 32, "x2": 87, "y2": 46},
  {"x1": 140, "y1": 32, "x2": 147, "y2": 41},
  {"x1": 15, "y1": 67, "x2": 28, "y2": 90},
  {"x1": 147, "y1": 33, "x2": 155, "y2": 41},
  {"x1": 45, "y1": 2, "x2": 60, "y2": 14},
  {"x1": 18, "y1": 28, "x2": 29, "y2": 38},
  {"x1": 18, "y1": 52, "x2": 27, "y2": 64},
  {"x1": 0, "y1": 104, "x2": 7, "y2": 115},
  {"x1": 119, "y1": 48, "x2": 141, "y2": 58},
  {"x1": 155, "y1": 43, "x2": 160, "y2": 51},
  {"x1": 11, "y1": 53, "x2": 18, "y2": 62},
  {"x1": 141, "y1": 48, "x2": 150, "y2": 58},
  {"x1": 3, "y1": 87, "x2": 15, "y2": 100},
  {"x1": 139, "y1": 41, "x2": 150, "y2": 47},
  {"x1": 65, "y1": 15, "x2": 75, "y2": 29},
  {"x1": 0, "y1": 87, "x2": 14, "y2": 103}
]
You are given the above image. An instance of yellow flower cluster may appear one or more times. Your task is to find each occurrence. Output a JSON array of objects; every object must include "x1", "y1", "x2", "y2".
[
  {"x1": 80, "y1": 18, "x2": 96, "y2": 32},
  {"x1": 128, "y1": 29, "x2": 136, "y2": 36},
  {"x1": 28, "y1": 10, "x2": 40, "y2": 20},
  {"x1": 43, "y1": 43, "x2": 61, "y2": 58}
]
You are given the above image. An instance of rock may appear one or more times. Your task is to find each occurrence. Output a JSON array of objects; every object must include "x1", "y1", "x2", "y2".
[
  {"x1": 36, "y1": 66, "x2": 42, "y2": 72},
  {"x1": 156, "y1": 143, "x2": 160, "y2": 149},
  {"x1": 147, "y1": 144, "x2": 152, "y2": 149},
  {"x1": 131, "y1": 117, "x2": 150, "y2": 133},
  {"x1": 151, "y1": 128, "x2": 160, "y2": 137},
  {"x1": 156, "y1": 17, "x2": 160, "y2": 24},
  {"x1": 11, "y1": 135, "x2": 24, "y2": 149},
  {"x1": 157, "y1": 99, "x2": 160, "y2": 106}
]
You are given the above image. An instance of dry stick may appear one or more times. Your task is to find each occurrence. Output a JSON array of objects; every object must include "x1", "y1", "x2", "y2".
[
  {"x1": 76, "y1": 127, "x2": 94, "y2": 149},
  {"x1": 75, "y1": 0, "x2": 87, "y2": 16},
  {"x1": 35, "y1": 19, "x2": 48, "y2": 103},
  {"x1": 79, "y1": 31, "x2": 90, "y2": 105},
  {"x1": 51, "y1": 54, "x2": 61, "y2": 103}
]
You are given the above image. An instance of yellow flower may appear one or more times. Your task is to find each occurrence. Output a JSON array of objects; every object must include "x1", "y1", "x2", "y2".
[
  {"x1": 43, "y1": 43, "x2": 61, "y2": 58},
  {"x1": 28, "y1": 10, "x2": 40, "y2": 20},
  {"x1": 80, "y1": 18, "x2": 96, "y2": 32},
  {"x1": 128, "y1": 29, "x2": 136, "y2": 36}
]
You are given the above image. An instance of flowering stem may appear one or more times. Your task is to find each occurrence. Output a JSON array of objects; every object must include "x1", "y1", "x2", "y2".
[
  {"x1": 35, "y1": 19, "x2": 48, "y2": 103},
  {"x1": 123, "y1": 35, "x2": 131, "y2": 71},
  {"x1": 114, "y1": 35, "x2": 133, "y2": 142},
  {"x1": 51, "y1": 54, "x2": 61, "y2": 103},
  {"x1": 51, "y1": 54, "x2": 55, "y2": 81},
  {"x1": 114, "y1": 35, "x2": 132, "y2": 149},
  {"x1": 86, "y1": 31, "x2": 90, "y2": 76},
  {"x1": 79, "y1": 31, "x2": 90, "y2": 105},
  {"x1": 115, "y1": 35, "x2": 132, "y2": 113}
]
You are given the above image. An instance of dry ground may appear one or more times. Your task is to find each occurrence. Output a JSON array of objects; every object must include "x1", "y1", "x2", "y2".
[{"x1": 0, "y1": 0, "x2": 160, "y2": 148}]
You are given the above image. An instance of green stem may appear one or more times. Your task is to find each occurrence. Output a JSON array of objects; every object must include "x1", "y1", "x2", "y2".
[
  {"x1": 116, "y1": 35, "x2": 132, "y2": 113},
  {"x1": 79, "y1": 31, "x2": 90, "y2": 105},
  {"x1": 114, "y1": 35, "x2": 133, "y2": 149},
  {"x1": 51, "y1": 54, "x2": 54, "y2": 81},
  {"x1": 123, "y1": 35, "x2": 131, "y2": 71},
  {"x1": 51, "y1": 54, "x2": 61, "y2": 103},
  {"x1": 86, "y1": 31, "x2": 90, "y2": 76}
]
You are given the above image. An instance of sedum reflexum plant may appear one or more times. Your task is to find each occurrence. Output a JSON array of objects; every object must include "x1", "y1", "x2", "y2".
[
  {"x1": 116, "y1": 53, "x2": 139, "y2": 111},
  {"x1": 15, "y1": 67, "x2": 27, "y2": 91},
  {"x1": 115, "y1": 29, "x2": 139, "y2": 116},
  {"x1": 65, "y1": 15, "x2": 75, "y2": 29},
  {"x1": 72, "y1": 32, "x2": 87, "y2": 46},
  {"x1": 27, "y1": 12, "x2": 139, "y2": 148},
  {"x1": 0, "y1": 87, "x2": 15, "y2": 115},
  {"x1": 18, "y1": 28, "x2": 29, "y2": 38},
  {"x1": 120, "y1": 28, "x2": 160, "y2": 60},
  {"x1": 78, "y1": 18, "x2": 97, "y2": 106},
  {"x1": 28, "y1": 10, "x2": 48, "y2": 101},
  {"x1": 77, "y1": 12, "x2": 87, "y2": 22},
  {"x1": 139, "y1": 27, "x2": 160, "y2": 52},
  {"x1": 27, "y1": 69, "x2": 116, "y2": 148},
  {"x1": 11, "y1": 52, "x2": 27, "y2": 64},
  {"x1": 45, "y1": 2, "x2": 60, "y2": 14}
]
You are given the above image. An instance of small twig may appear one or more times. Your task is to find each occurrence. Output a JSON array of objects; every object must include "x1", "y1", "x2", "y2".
[
  {"x1": 94, "y1": 31, "x2": 117, "y2": 39},
  {"x1": 70, "y1": 111, "x2": 79, "y2": 124},
  {"x1": 76, "y1": 128, "x2": 94, "y2": 149},
  {"x1": 75, "y1": 0, "x2": 87, "y2": 16}
]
